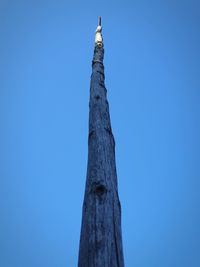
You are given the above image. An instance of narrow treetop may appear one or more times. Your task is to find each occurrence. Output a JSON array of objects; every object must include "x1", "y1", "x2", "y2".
[
  {"x1": 95, "y1": 16, "x2": 103, "y2": 47},
  {"x1": 98, "y1": 16, "x2": 101, "y2": 26}
]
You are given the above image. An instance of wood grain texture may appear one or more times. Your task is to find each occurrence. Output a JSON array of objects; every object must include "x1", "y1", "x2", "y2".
[{"x1": 78, "y1": 45, "x2": 124, "y2": 267}]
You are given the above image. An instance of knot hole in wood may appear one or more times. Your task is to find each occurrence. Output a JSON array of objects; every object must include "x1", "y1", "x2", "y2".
[{"x1": 94, "y1": 184, "x2": 107, "y2": 196}]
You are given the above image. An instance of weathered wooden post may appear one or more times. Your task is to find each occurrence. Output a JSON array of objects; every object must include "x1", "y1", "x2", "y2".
[{"x1": 78, "y1": 18, "x2": 125, "y2": 267}]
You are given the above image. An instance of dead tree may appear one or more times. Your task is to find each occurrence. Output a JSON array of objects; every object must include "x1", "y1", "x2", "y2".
[{"x1": 78, "y1": 18, "x2": 125, "y2": 267}]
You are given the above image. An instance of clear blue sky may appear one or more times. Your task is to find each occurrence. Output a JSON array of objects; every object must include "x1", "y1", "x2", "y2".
[{"x1": 0, "y1": 0, "x2": 200, "y2": 266}]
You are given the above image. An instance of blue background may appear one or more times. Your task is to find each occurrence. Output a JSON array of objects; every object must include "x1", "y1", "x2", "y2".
[{"x1": 0, "y1": 0, "x2": 200, "y2": 266}]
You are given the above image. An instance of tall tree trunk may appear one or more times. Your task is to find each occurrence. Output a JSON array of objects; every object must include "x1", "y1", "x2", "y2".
[{"x1": 78, "y1": 42, "x2": 124, "y2": 267}]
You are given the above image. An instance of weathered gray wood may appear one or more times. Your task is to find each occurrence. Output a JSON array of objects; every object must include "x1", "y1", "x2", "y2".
[{"x1": 78, "y1": 44, "x2": 125, "y2": 267}]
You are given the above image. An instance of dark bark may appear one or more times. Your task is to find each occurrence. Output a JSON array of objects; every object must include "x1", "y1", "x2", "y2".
[{"x1": 78, "y1": 45, "x2": 124, "y2": 267}]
